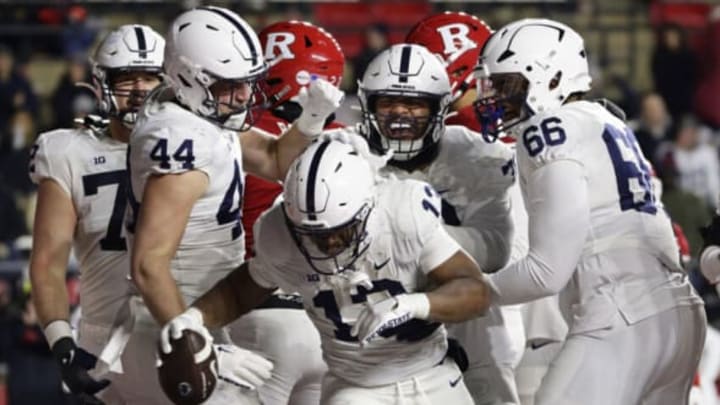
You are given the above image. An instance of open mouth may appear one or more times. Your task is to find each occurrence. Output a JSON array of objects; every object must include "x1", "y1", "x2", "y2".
[
  {"x1": 381, "y1": 117, "x2": 423, "y2": 140},
  {"x1": 389, "y1": 121, "x2": 414, "y2": 138}
]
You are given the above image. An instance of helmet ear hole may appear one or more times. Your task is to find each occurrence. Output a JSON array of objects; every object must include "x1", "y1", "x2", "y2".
[{"x1": 549, "y1": 71, "x2": 562, "y2": 91}]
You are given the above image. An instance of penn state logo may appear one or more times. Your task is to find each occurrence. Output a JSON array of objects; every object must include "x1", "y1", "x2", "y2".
[{"x1": 178, "y1": 381, "x2": 193, "y2": 397}]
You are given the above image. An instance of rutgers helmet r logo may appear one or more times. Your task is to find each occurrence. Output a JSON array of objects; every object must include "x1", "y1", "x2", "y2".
[
  {"x1": 264, "y1": 32, "x2": 296, "y2": 66},
  {"x1": 436, "y1": 23, "x2": 477, "y2": 59}
]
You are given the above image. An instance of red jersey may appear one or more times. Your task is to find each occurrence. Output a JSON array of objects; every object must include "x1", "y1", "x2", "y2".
[{"x1": 243, "y1": 113, "x2": 344, "y2": 258}]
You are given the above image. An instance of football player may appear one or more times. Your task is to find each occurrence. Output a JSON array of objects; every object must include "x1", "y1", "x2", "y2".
[
  {"x1": 28, "y1": 25, "x2": 164, "y2": 404},
  {"x1": 126, "y1": 6, "x2": 343, "y2": 403},
  {"x1": 228, "y1": 20, "x2": 346, "y2": 405},
  {"x1": 477, "y1": 18, "x2": 706, "y2": 405},
  {"x1": 357, "y1": 42, "x2": 521, "y2": 404},
  {"x1": 406, "y1": 13, "x2": 572, "y2": 405},
  {"x1": 162, "y1": 137, "x2": 490, "y2": 404}
]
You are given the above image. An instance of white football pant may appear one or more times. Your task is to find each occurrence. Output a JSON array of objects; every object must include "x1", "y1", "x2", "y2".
[
  {"x1": 449, "y1": 304, "x2": 524, "y2": 404},
  {"x1": 229, "y1": 308, "x2": 326, "y2": 405},
  {"x1": 535, "y1": 305, "x2": 706, "y2": 405},
  {"x1": 320, "y1": 358, "x2": 473, "y2": 405}
]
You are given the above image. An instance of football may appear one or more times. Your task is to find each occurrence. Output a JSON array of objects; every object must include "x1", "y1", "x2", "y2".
[{"x1": 157, "y1": 330, "x2": 217, "y2": 405}]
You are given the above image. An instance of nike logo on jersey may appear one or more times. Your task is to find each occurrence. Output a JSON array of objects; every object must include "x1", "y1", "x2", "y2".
[
  {"x1": 373, "y1": 258, "x2": 390, "y2": 271},
  {"x1": 501, "y1": 158, "x2": 515, "y2": 179},
  {"x1": 529, "y1": 341, "x2": 552, "y2": 350},
  {"x1": 449, "y1": 374, "x2": 463, "y2": 387}
]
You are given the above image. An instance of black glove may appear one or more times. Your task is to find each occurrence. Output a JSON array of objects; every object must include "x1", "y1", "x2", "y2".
[
  {"x1": 700, "y1": 215, "x2": 720, "y2": 248},
  {"x1": 52, "y1": 337, "x2": 110, "y2": 405}
]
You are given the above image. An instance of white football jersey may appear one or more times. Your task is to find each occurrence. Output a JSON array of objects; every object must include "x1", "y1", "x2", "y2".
[
  {"x1": 382, "y1": 125, "x2": 516, "y2": 272},
  {"x1": 29, "y1": 128, "x2": 131, "y2": 326},
  {"x1": 128, "y1": 88, "x2": 245, "y2": 299},
  {"x1": 249, "y1": 179, "x2": 460, "y2": 387},
  {"x1": 515, "y1": 100, "x2": 701, "y2": 332}
]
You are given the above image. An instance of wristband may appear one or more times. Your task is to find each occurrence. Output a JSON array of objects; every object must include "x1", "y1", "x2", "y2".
[
  {"x1": 401, "y1": 293, "x2": 431, "y2": 320},
  {"x1": 44, "y1": 320, "x2": 73, "y2": 349}
]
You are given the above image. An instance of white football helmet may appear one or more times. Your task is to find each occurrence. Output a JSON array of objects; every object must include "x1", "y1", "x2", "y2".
[
  {"x1": 283, "y1": 139, "x2": 376, "y2": 275},
  {"x1": 358, "y1": 43, "x2": 451, "y2": 169},
  {"x1": 164, "y1": 6, "x2": 267, "y2": 130},
  {"x1": 474, "y1": 18, "x2": 591, "y2": 139},
  {"x1": 92, "y1": 24, "x2": 164, "y2": 127}
]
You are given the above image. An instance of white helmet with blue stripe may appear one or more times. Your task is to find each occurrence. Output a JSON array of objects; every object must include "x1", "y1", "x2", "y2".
[
  {"x1": 358, "y1": 43, "x2": 451, "y2": 168},
  {"x1": 92, "y1": 24, "x2": 165, "y2": 127},
  {"x1": 283, "y1": 139, "x2": 376, "y2": 275},
  {"x1": 163, "y1": 6, "x2": 267, "y2": 130}
]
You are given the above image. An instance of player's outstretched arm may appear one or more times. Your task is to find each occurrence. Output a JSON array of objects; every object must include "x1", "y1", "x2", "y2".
[
  {"x1": 192, "y1": 261, "x2": 275, "y2": 329},
  {"x1": 443, "y1": 194, "x2": 514, "y2": 273},
  {"x1": 487, "y1": 160, "x2": 589, "y2": 305},
  {"x1": 160, "y1": 260, "x2": 274, "y2": 354},
  {"x1": 240, "y1": 78, "x2": 344, "y2": 182},
  {"x1": 131, "y1": 171, "x2": 208, "y2": 324},
  {"x1": 159, "y1": 264, "x2": 275, "y2": 392},
  {"x1": 30, "y1": 179, "x2": 110, "y2": 402}
]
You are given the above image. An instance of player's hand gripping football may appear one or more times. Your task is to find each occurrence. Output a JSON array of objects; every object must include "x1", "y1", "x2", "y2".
[
  {"x1": 351, "y1": 293, "x2": 430, "y2": 346},
  {"x1": 295, "y1": 78, "x2": 344, "y2": 137},
  {"x1": 160, "y1": 307, "x2": 213, "y2": 355},
  {"x1": 160, "y1": 308, "x2": 273, "y2": 390}
]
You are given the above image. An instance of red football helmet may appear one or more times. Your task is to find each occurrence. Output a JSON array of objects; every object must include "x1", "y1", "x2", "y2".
[
  {"x1": 406, "y1": 12, "x2": 492, "y2": 102},
  {"x1": 259, "y1": 21, "x2": 345, "y2": 110}
]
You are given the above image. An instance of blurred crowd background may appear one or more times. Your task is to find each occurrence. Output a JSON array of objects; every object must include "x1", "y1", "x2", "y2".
[{"x1": 1, "y1": 0, "x2": 720, "y2": 404}]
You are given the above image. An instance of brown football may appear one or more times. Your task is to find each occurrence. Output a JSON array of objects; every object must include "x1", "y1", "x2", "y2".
[{"x1": 157, "y1": 330, "x2": 217, "y2": 405}]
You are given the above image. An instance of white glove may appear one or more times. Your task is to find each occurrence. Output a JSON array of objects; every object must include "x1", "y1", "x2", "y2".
[
  {"x1": 213, "y1": 344, "x2": 273, "y2": 390},
  {"x1": 351, "y1": 293, "x2": 431, "y2": 346},
  {"x1": 159, "y1": 307, "x2": 213, "y2": 355},
  {"x1": 295, "y1": 78, "x2": 344, "y2": 137}
]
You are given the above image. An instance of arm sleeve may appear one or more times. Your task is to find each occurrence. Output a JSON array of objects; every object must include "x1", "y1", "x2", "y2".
[
  {"x1": 419, "y1": 224, "x2": 461, "y2": 274},
  {"x1": 443, "y1": 190, "x2": 513, "y2": 272},
  {"x1": 487, "y1": 160, "x2": 590, "y2": 305},
  {"x1": 28, "y1": 131, "x2": 72, "y2": 196},
  {"x1": 247, "y1": 255, "x2": 280, "y2": 290}
]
